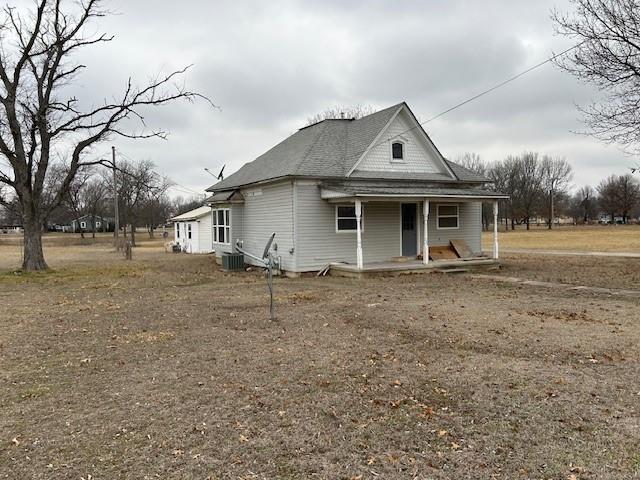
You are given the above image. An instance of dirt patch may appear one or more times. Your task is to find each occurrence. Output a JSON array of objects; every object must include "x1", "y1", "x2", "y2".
[
  {"x1": 1, "y1": 244, "x2": 639, "y2": 479},
  {"x1": 494, "y1": 253, "x2": 640, "y2": 290}
]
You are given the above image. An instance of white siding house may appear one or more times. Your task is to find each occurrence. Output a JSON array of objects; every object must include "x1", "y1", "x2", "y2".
[
  {"x1": 205, "y1": 102, "x2": 507, "y2": 274},
  {"x1": 171, "y1": 206, "x2": 213, "y2": 254}
]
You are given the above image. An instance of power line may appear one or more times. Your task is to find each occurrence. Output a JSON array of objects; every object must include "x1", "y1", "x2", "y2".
[
  {"x1": 371, "y1": 42, "x2": 585, "y2": 149},
  {"x1": 167, "y1": 185, "x2": 205, "y2": 198},
  {"x1": 115, "y1": 149, "x2": 204, "y2": 196}
]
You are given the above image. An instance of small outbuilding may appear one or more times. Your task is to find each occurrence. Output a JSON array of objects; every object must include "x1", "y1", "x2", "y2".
[{"x1": 170, "y1": 206, "x2": 213, "y2": 253}]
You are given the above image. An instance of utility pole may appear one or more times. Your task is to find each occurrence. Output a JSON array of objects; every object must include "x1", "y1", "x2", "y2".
[{"x1": 112, "y1": 146, "x2": 120, "y2": 248}]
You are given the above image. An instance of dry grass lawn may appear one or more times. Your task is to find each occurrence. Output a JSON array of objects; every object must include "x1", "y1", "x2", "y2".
[
  {"x1": 482, "y1": 224, "x2": 640, "y2": 252},
  {"x1": 1, "y1": 238, "x2": 639, "y2": 479}
]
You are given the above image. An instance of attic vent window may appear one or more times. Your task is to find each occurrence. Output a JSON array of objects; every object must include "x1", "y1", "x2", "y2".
[{"x1": 391, "y1": 142, "x2": 404, "y2": 161}]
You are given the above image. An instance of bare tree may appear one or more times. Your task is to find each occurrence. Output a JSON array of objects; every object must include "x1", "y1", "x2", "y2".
[
  {"x1": 63, "y1": 168, "x2": 92, "y2": 238},
  {"x1": 597, "y1": 174, "x2": 640, "y2": 223},
  {"x1": 597, "y1": 175, "x2": 620, "y2": 223},
  {"x1": 172, "y1": 195, "x2": 204, "y2": 216},
  {"x1": 488, "y1": 157, "x2": 519, "y2": 230},
  {"x1": 576, "y1": 185, "x2": 598, "y2": 223},
  {"x1": 540, "y1": 156, "x2": 573, "y2": 229},
  {"x1": 513, "y1": 152, "x2": 544, "y2": 230},
  {"x1": 306, "y1": 104, "x2": 376, "y2": 126},
  {"x1": 82, "y1": 177, "x2": 108, "y2": 237},
  {"x1": 616, "y1": 174, "x2": 640, "y2": 223},
  {"x1": 553, "y1": 0, "x2": 640, "y2": 152},
  {"x1": 455, "y1": 152, "x2": 485, "y2": 175},
  {"x1": 455, "y1": 152, "x2": 493, "y2": 230},
  {"x1": 115, "y1": 158, "x2": 169, "y2": 247},
  {"x1": 0, "y1": 1, "x2": 209, "y2": 271}
]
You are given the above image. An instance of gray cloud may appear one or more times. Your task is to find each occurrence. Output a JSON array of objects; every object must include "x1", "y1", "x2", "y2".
[{"x1": 30, "y1": 0, "x2": 631, "y2": 195}]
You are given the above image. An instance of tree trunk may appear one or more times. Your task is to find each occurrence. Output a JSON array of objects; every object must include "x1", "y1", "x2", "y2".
[
  {"x1": 526, "y1": 217, "x2": 530, "y2": 230},
  {"x1": 130, "y1": 224, "x2": 136, "y2": 247},
  {"x1": 22, "y1": 215, "x2": 48, "y2": 271},
  {"x1": 548, "y1": 194, "x2": 554, "y2": 230}
]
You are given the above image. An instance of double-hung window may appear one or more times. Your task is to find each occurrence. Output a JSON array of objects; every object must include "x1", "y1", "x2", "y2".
[
  {"x1": 437, "y1": 204, "x2": 459, "y2": 229},
  {"x1": 187, "y1": 223, "x2": 192, "y2": 239},
  {"x1": 213, "y1": 208, "x2": 230, "y2": 244},
  {"x1": 336, "y1": 205, "x2": 363, "y2": 232}
]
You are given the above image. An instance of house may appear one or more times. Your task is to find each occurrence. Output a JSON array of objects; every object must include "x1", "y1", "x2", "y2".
[
  {"x1": 205, "y1": 102, "x2": 507, "y2": 275},
  {"x1": 70, "y1": 215, "x2": 113, "y2": 233},
  {"x1": 0, "y1": 224, "x2": 23, "y2": 234},
  {"x1": 170, "y1": 206, "x2": 213, "y2": 254}
]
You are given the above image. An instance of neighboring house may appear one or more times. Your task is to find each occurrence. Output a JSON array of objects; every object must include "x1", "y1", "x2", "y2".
[
  {"x1": 598, "y1": 213, "x2": 627, "y2": 224},
  {"x1": 205, "y1": 102, "x2": 507, "y2": 274},
  {"x1": 0, "y1": 224, "x2": 23, "y2": 234},
  {"x1": 70, "y1": 215, "x2": 113, "y2": 233},
  {"x1": 170, "y1": 206, "x2": 213, "y2": 254}
]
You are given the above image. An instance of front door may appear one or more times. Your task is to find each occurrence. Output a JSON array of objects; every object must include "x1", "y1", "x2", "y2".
[{"x1": 401, "y1": 203, "x2": 417, "y2": 257}]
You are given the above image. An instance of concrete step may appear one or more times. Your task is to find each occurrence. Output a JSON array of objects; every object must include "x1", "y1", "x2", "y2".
[{"x1": 434, "y1": 267, "x2": 469, "y2": 274}]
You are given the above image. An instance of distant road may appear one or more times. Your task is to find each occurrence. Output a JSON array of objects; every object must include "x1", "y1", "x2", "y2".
[{"x1": 494, "y1": 248, "x2": 640, "y2": 258}]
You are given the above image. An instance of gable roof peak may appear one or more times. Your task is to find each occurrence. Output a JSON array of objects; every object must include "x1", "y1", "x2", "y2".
[{"x1": 206, "y1": 101, "x2": 479, "y2": 192}]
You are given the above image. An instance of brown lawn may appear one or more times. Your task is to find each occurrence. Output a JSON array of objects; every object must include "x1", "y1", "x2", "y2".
[
  {"x1": 1, "y1": 237, "x2": 639, "y2": 479},
  {"x1": 482, "y1": 224, "x2": 640, "y2": 252}
]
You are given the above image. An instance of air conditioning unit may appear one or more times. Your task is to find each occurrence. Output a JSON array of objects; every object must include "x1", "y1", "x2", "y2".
[{"x1": 221, "y1": 252, "x2": 244, "y2": 271}]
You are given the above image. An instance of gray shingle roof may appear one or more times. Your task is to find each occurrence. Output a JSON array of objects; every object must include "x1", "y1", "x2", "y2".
[
  {"x1": 207, "y1": 103, "x2": 489, "y2": 192},
  {"x1": 444, "y1": 160, "x2": 491, "y2": 182}
]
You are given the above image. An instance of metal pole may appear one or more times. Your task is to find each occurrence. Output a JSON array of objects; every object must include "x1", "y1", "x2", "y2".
[
  {"x1": 493, "y1": 200, "x2": 499, "y2": 260},
  {"x1": 112, "y1": 146, "x2": 120, "y2": 248}
]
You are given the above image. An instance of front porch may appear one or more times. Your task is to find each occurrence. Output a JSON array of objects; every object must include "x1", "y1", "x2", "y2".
[
  {"x1": 328, "y1": 256, "x2": 499, "y2": 278},
  {"x1": 320, "y1": 184, "x2": 507, "y2": 273}
]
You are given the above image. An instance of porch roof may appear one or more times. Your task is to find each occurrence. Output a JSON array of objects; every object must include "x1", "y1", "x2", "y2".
[
  {"x1": 320, "y1": 182, "x2": 509, "y2": 201},
  {"x1": 205, "y1": 190, "x2": 245, "y2": 205}
]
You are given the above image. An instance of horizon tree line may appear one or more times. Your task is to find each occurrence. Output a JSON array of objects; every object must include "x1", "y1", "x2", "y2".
[{"x1": 455, "y1": 152, "x2": 640, "y2": 229}]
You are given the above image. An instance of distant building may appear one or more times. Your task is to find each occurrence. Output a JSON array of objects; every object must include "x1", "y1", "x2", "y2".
[
  {"x1": 70, "y1": 215, "x2": 114, "y2": 233},
  {"x1": 0, "y1": 224, "x2": 23, "y2": 234},
  {"x1": 598, "y1": 213, "x2": 626, "y2": 224}
]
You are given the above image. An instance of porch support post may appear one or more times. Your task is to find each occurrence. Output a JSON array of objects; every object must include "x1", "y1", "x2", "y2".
[
  {"x1": 423, "y1": 199, "x2": 429, "y2": 265},
  {"x1": 355, "y1": 199, "x2": 363, "y2": 270},
  {"x1": 492, "y1": 200, "x2": 499, "y2": 260}
]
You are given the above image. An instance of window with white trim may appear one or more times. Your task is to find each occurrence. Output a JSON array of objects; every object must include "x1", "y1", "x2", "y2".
[
  {"x1": 336, "y1": 205, "x2": 363, "y2": 232},
  {"x1": 213, "y1": 208, "x2": 230, "y2": 244},
  {"x1": 391, "y1": 141, "x2": 404, "y2": 161},
  {"x1": 176, "y1": 223, "x2": 180, "y2": 238},
  {"x1": 187, "y1": 223, "x2": 192, "y2": 239},
  {"x1": 80, "y1": 221, "x2": 86, "y2": 229},
  {"x1": 96, "y1": 221, "x2": 101, "y2": 228},
  {"x1": 437, "y1": 204, "x2": 459, "y2": 229}
]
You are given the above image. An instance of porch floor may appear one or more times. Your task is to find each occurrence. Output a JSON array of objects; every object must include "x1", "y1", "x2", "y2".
[{"x1": 329, "y1": 257, "x2": 498, "y2": 277}]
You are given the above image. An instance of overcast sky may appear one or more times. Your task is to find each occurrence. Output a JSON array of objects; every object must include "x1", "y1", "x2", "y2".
[{"x1": 56, "y1": 0, "x2": 635, "y2": 197}]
